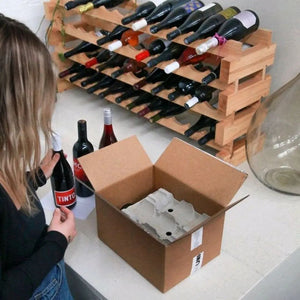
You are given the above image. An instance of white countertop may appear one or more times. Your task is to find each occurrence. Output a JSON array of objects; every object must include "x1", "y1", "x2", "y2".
[{"x1": 39, "y1": 87, "x2": 300, "y2": 300}]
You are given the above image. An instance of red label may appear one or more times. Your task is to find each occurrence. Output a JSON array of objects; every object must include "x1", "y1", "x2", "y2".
[
  {"x1": 54, "y1": 187, "x2": 76, "y2": 207},
  {"x1": 73, "y1": 158, "x2": 88, "y2": 182}
]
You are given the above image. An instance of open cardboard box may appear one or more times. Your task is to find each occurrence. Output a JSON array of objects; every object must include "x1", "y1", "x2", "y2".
[{"x1": 79, "y1": 136, "x2": 247, "y2": 293}]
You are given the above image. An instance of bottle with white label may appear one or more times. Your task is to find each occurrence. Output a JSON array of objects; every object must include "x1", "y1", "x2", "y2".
[
  {"x1": 51, "y1": 133, "x2": 77, "y2": 209},
  {"x1": 195, "y1": 10, "x2": 259, "y2": 55}
]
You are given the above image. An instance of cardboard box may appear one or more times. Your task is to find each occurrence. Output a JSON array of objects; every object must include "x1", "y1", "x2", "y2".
[{"x1": 79, "y1": 136, "x2": 247, "y2": 293}]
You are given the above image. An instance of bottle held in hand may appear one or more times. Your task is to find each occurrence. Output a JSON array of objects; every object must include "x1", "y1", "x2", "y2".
[
  {"x1": 73, "y1": 120, "x2": 94, "y2": 197},
  {"x1": 99, "y1": 108, "x2": 118, "y2": 149},
  {"x1": 51, "y1": 133, "x2": 77, "y2": 209}
]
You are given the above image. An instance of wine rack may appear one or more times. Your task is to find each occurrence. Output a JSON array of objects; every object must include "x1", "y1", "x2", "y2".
[{"x1": 44, "y1": 0, "x2": 276, "y2": 165}]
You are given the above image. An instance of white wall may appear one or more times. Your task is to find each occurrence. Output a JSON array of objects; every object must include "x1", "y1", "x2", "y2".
[{"x1": 0, "y1": 0, "x2": 299, "y2": 93}]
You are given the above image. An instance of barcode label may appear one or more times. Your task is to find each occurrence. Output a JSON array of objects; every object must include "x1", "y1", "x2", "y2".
[
  {"x1": 191, "y1": 227, "x2": 203, "y2": 250},
  {"x1": 191, "y1": 252, "x2": 204, "y2": 275}
]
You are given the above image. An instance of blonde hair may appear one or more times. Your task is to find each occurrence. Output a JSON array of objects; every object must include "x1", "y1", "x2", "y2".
[{"x1": 0, "y1": 14, "x2": 56, "y2": 214}]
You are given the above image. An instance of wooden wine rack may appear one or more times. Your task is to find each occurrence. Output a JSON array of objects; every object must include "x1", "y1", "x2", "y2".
[{"x1": 44, "y1": 0, "x2": 276, "y2": 165}]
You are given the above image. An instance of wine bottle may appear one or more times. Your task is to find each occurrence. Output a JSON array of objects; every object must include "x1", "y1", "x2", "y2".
[
  {"x1": 184, "y1": 115, "x2": 216, "y2": 137},
  {"x1": 63, "y1": 41, "x2": 99, "y2": 59},
  {"x1": 99, "y1": 107, "x2": 117, "y2": 149},
  {"x1": 150, "y1": 103, "x2": 186, "y2": 123},
  {"x1": 108, "y1": 29, "x2": 146, "y2": 51},
  {"x1": 86, "y1": 75, "x2": 115, "y2": 94},
  {"x1": 195, "y1": 10, "x2": 260, "y2": 54},
  {"x1": 79, "y1": 0, "x2": 127, "y2": 13},
  {"x1": 201, "y1": 64, "x2": 221, "y2": 85},
  {"x1": 150, "y1": 0, "x2": 204, "y2": 34},
  {"x1": 198, "y1": 124, "x2": 215, "y2": 145},
  {"x1": 151, "y1": 73, "x2": 180, "y2": 94},
  {"x1": 85, "y1": 49, "x2": 113, "y2": 68},
  {"x1": 133, "y1": 68, "x2": 168, "y2": 90},
  {"x1": 69, "y1": 68, "x2": 97, "y2": 83},
  {"x1": 73, "y1": 120, "x2": 94, "y2": 197},
  {"x1": 126, "y1": 92, "x2": 153, "y2": 110},
  {"x1": 115, "y1": 87, "x2": 142, "y2": 103},
  {"x1": 146, "y1": 43, "x2": 185, "y2": 68},
  {"x1": 65, "y1": 0, "x2": 90, "y2": 10},
  {"x1": 58, "y1": 62, "x2": 85, "y2": 78},
  {"x1": 51, "y1": 133, "x2": 76, "y2": 209},
  {"x1": 121, "y1": 0, "x2": 164, "y2": 25},
  {"x1": 167, "y1": 2, "x2": 223, "y2": 40},
  {"x1": 98, "y1": 81, "x2": 130, "y2": 98},
  {"x1": 135, "y1": 38, "x2": 171, "y2": 62},
  {"x1": 96, "y1": 53, "x2": 127, "y2": 72},
  {"x1": 132, "y1": 0, "x2": 191, "y2": 31},
  {"x1": 184, "y1": 6, "x2": 241, "y2": 44},
  {"x1": 81, "y1": 72, "x2": 105, "y2": 87},
  {"x1": 168, "y1": 79, "x2": 201, "y2": 101},
  {"x1": 164, "y1": 47, "x2": 210, "y2": 74},
  {"x1": 184, "y1": 85, "x2": 217, "y2": 109},
  {"x1": 137, "y1": 97, "x2": 168, "y2": 116},
  {"x1": 96, "y1": 25, "x2": 129, "y2": 46},
  {"x1": 111, "y1": 58, "x2": 147, "y2": 79}
]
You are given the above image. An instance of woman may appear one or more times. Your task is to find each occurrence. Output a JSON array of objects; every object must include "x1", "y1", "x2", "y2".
[{"x1": 0, "y1": 14, "x2": 76, "y2": 299}]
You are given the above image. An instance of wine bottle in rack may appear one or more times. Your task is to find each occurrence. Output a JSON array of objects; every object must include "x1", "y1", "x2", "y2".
[
  {"x1": 96, "y1": 53, "x2": 127, "y2": 72},
  {"x1": 137, "y1": 97, "x2": 168, "y2": 116},
  {"x1": 149, "y1": 0, "x2": 204, "y2": 34},
  {"x1": 184, "y1": 115, "x2": 216, "y2": 137},
  {"x1": 99, "y1": 107, "x2": 118, "y2": 149},
  {"x1": 168, "y1": 79, "x2": 201, "y2": 101},
  {"x1": 63, "y1": 41, "x2": 100, "y2": 59},
  {"x1": 201, "y1": 64, "x2": 221, "y2": 85},
  {"x1": 85, "y1": 49, "x2": 113, "y2": 68},
  {"x1": 195, "y1": 10, "x2": 259, "y2": 54},
  {"x1": 98, "y1": 81, "x2": 130, "y2": 98},
  {"x1": 65, "y1": 0, "x2": 90, "y2": 10},
  {"x1": 79, "y1": 0, "x2": 127, "y2": 13},
  {"x1": 121, "y1": 0, "x2": 165, "y2": 25},
  {"x1": 184, "y1": 85, "x2": 217, "y2": 109},
  {"x1": 126, "y1": 92, "x2": 153, "y2": 110},
  {"x1": 81, "y1": 72, "x2": 106, "y2": 87},
  {"x1": 69, "y1": 68, "x2": 97, "y2": 83},
  {"x1": 86, "y1": 75, "x2": 115, "y2": 94},
  {"x1": 111, "y1": 58, "x2": 147, "y2": 79},
  {"x1": 198, "y1": 124, "x2": 215, "y2": 145},
  {"x1": 133, "y1": 68, "x2": 168, "y2": 90},
  {"x1": 132, "y1": 0, "x2": 191, "y2": 31},
  {"x1": 164, "y1": 47, "x2": 210, "y2": 74},
  {"x1": 51, "y1": 133, "x2": 77, "y2": 209},
  {"x1": 147, "y1": 43, "x2": 186, "y2": 68},
  {"x1": 150, "y1": 103, "x2": 186, "y2": 123},
  {"x1": 151, "y1": 73, "x2": 181, "y2": 95},
  {"x1": 58, "y1": 62, "x2": 85, "y2": 78},
  {"x1": 167, "y1": 2, "x2": 223, "y2": 40},
  {"x1": 96, "y1": 25, "x2": 129, "y2": 46},
  {"x1": 73, "y1": 120, "x2": 94, "y2": 197},
  {"x1": 135, "y1": 38, "x2": 171, "y2": 62},
  {"x1": 184, "y1": 6, "x2": 241, "y2": 44},
  {"x1": 115, "y1": 87, "x2": 143, "y2": 103}
]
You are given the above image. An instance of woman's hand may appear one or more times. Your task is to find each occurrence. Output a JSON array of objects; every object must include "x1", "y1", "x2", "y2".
[
  {"x1": 48, "y1": 206, "x2": 77, "y2": 244},
  {"x1": 40, "y1": 149, "x2": 60, "y2": 179}
]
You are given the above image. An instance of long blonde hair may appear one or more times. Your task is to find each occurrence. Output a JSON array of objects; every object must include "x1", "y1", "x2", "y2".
[{"x1": 0, "y1": 14, "x2": 56, "y2": 214}]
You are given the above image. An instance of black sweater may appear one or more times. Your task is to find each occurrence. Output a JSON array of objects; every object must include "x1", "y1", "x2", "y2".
[{"x1": 0, "y1": 171, "x2": 68, "y2": 300}]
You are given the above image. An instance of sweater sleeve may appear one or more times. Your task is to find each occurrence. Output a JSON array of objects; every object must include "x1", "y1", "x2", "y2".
[{"x1": 0, "y1": 230, "x2": 68, "y2": 300}]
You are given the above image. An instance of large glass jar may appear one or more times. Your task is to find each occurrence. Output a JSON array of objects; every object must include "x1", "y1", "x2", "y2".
[{"x1": 246, "y1": 73, "x2": 300, "y2": 195}]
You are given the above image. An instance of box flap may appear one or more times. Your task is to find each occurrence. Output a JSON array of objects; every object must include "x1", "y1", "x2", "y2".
[
  {"x1": 154, "y1": 138, "x2": 247, "y2": 207},
  {"x1": 78, "y1": 136, "x2": 153, "y2": 193}
]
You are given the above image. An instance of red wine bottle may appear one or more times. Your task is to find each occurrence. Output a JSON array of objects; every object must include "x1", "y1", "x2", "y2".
[
  {"x1": 59, "y1": 62, "x2": 85, "y2": 78},
  {"x1": 126, "y1": 92, "x2": 153, "y2": 110},
  {"x1": 73, "y1": 120, "x2": 94, "y2": 197},
  {"x1": 111, "y1": 58, "x2": 147, "y2": 79},
  {"x1": 85, "y1": 49, "x2": 113, "y2": 68},
  {"x1": 115, "y1": 87, "x2": 143, "y2": 103},
  {"x1": 86, "y1": 75, "x2": 115, "y2": 94},
  {"x1": 51, "y1": 133, "x2": 76, "y2": 209},
  {"x1": 137, "y1": 97, "x2": 168, "y2": 116},
  {"x1": 121, "y1": 0, "x2": 164, "y2": 25},
  {"x1": 184, "y1": 6, "x2": 240, "y2": 44},
  {"x1": 133, "y1": 68, "x2": 168, "y2": 90},
  {"x1": 201, "y1": 64, "x2": 221, "y2": 85},
  {"x1": 81, "y1": 72, "x2": 105, "y2": 87},
  {"x1": 99, "y1": 107, "x2": 118, "y2": 149},
  {"x1": 69, "y1": 68, "x2": 97, "y2": 83},
  {"x1": 135, "y1": 38, "x2": 171, "y2": 62},
  {"x1": 96, "y1": 25, "x2": 129, "y2": 46},
  {"x1": 63, "y1": 41, "x2": 99, "y2": 59},
  {"x1": 98, "y1": 81, "x2": 130, "y2": 98},
  {"x1": 195, "y1": 10, "x2": 259, "y2": 54},
  {"x1": 79, "y1": 0, "x2": 127, "y2": 13},
  {"x1": 146, "y1": 43, "x2": 185, "y2": 68},
  {"x1": 96, "y1": 53, "x2": 127, "y2": 72},
  {"x1": 151, "y1": 73, "x2": 180, "y2": 94},
  {"x1": 65, "y1": 0, "x2": 90, "y2": 10},
  {"x1": 150, "y1": 103, "x2": 186, "y2": 123},
  {"x1": 132, "y1": 0, "x2": 191, "y2": 31},
  {"x1": 150, "y1": 0, "x2": 204, "y2": 34},
  {"x1": 167, "y1": 2, "x2": 223, "y2": 40},
  {"x1": 184, "y1": 115, "x2": 216, "y2": 137},
  {"x1": 184, "y1": 85, "x2": 217, "y2": 109}
]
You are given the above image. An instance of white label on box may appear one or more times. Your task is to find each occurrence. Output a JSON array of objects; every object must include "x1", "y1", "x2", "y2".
[
  {"x1": 191, "y1": 227, "x2": 203, "y2": 251},
  {"x1": 191, "y1": 252, "x2": 204, "y2": 275}
]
